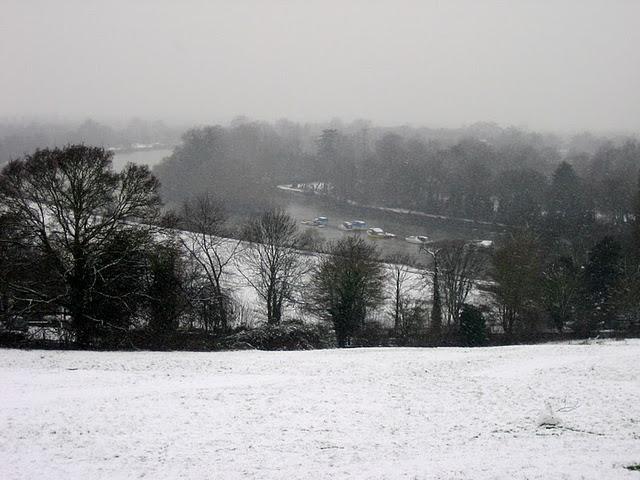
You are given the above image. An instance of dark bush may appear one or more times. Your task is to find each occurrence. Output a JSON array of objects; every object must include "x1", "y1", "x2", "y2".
[
  {"x1": 460, "y1": 304, "x2": 488, "y2": 347},
  {"x1": 221, "y1": 320, "x2": 335, "y2": 350},
  {"x1": 0, "y1": 329, "x2": 28, "y2": 347},
  {"x1": 352, "y1": 321, "x2": 392, "y2": 347}
]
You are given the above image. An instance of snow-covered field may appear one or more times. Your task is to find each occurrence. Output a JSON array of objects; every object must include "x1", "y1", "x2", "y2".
[{"x1": 1, "y1": 341, "x2": 639, "y2": 479}]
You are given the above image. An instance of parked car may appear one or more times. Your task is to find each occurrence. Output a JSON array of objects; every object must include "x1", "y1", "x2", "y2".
[
  {"x1": 405, "y1": 235, "x2": 429, "y2": 245},
  {"x1": 367, "y1": 227, "x2": 396, "y2": 239}
]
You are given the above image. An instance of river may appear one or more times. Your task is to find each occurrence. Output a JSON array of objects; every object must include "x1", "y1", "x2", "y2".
[
  {"x1": 278, "y1": 190, "x2": 503, "y2": 260},
  {"x1": 113, "y1": 148, "x2": 503, "y2": 260}
]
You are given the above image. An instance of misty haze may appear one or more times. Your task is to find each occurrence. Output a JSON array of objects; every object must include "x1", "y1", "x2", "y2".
[{"x1": 1, "y1": 1, "x2": 639, "y2": 479}]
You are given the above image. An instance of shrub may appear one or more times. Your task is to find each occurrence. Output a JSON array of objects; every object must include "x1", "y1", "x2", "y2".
[
  {"x1": 222, "y1": 320, "x2": 335, "y2": 350},
  {"x1": 352, "y1": 321, "x2": 392, "y2": 347},
  {"x1": 460, "y1": 304, "x2": 488, "y2": 346}
]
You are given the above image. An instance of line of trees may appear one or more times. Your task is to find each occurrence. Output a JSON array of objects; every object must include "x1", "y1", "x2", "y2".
[
  {"x1": 1, "y1": 144, "x2": 640, "y2": 350},
  {"x1": 488, "y1": 227, "x2": 640, "y2": 340},
  {"x1": 152, "y1": 121, "x2": 640, "y2": 241},
  {"x1": 5, "y1": 118, "x2": 638, "y2": 242}
]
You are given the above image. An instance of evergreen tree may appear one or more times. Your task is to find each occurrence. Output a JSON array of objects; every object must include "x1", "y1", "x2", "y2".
[
  {"x1": 581, "y1": 236, "x2": 622, "y2": 333},
  {"x1": 147, "y1": 242, "x2": 184, "y2": 336},
  {"x1": 634, "y1": 171, "x2": 640, "y2": 257},
  {"x1": 460, "y1": 304, "x2": 487, "y2": 346},
  {"x1": 309, "y1": 237, "x2": 385, "y2": 347},
  {"x1": 490, "y1": 229, "x2": 543, "y2": 336},
  {"x1": 546, "y1": 162, "x2": 593, "y2": 238},
  {"x1": 89, "y1": 229, "x2": 152, "y2": 344}
]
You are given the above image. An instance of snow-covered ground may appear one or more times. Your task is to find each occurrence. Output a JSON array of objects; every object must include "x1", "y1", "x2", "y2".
[{"x1": 2, "y1": 341, "x2": 639, "y2": 479}]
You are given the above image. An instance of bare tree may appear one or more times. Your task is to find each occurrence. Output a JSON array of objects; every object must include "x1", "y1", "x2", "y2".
[
  {"x1": 386, "y1": 253, "x2": 418, "y2": 335},
  {"x1": 240, "y1": 208, "x2": 306, "y2": 325},
  {"x1": 178, "y1": 194, "x2": 241, "y2": 333},
  {"x1": 541, "y1": 255, "x2": 580, "y2": 333},
  {"x1": 424, "y1": 240, "x2": 483, "y2": 328},
  {"x1": 421, "y1": 246, "x2": 443, "y2": 335},
  {"x1": 0, "y1": 145, "x2": 161, "y2": 344}
]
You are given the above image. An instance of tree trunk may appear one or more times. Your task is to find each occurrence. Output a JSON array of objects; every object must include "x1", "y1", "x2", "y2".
[
  {"x1": 394, "y1": 287, "x2": 401, "y2": 334},
  {"x1": 70, "y1": 254, "x2": 90, "y2": 346}
]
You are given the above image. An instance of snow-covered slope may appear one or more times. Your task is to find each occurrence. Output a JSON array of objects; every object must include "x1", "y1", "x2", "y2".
[
  {"x1": 2, "y1": 341, "x2": 639, "y2": 479},
  {"x1": 205, "y1": 235, "x2": 489, "y2": 325}
]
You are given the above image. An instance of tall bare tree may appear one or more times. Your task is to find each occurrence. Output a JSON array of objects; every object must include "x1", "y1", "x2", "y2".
[
  {"x1": 179, "y1": 194, "x2": 241, "y2": 333},
  {"x1": 386, "y1": 253, "x2": 418, "y2": 335},
  {"x1": 426, "y1": 240, "x2": 484, "y2": 328},
  {"x1": 421, "y1": 246, "x2": 443, "y2": 336},
  {"x1": 541, "y1": 255, "x2": 580, "y2": 333},
  {"x1": 0, "y1": 145, "x2": 161, "y2": 344},
  {"x1": 241, "y1": 208, "x2": 306, "y2": 325}
]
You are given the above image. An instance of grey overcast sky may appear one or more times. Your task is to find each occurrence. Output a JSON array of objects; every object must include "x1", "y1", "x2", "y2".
[{"x1": 1, "y1": 0, "x2": 639, "y2": 132}]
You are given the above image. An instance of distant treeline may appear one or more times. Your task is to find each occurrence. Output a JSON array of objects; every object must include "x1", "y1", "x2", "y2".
[
  {"x1": 0, "y1": 118, "x2": 183, "y2": 165},
  {"x1": 153, "y1": 119, "x2": 640, "y2": 239}
]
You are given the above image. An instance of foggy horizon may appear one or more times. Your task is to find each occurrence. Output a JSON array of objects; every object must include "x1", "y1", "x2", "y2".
[{"x1": 2, "y1": 0, "x2": 640, "y2": 134}]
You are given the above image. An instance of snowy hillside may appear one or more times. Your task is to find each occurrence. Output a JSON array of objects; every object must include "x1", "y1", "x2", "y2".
[
  {"x1": 202, "y1": 235, "x2": 489, "y2": 326},
  {"x1": 2, "y1": 341, "x2": 639, "y2": 479}
]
